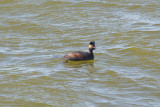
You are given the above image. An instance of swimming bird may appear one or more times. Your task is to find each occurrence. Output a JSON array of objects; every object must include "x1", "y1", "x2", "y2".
[{"x1": 64, "y1": 41, "x2": 96, "y2": 63}]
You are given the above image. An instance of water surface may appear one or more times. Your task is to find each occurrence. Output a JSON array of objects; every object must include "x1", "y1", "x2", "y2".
[{"x1": 0, "y1": 0, "x2": 160, "y2": 106}]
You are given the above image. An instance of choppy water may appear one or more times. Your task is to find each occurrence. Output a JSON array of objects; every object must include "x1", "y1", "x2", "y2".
[{"x1": 0, "y1": 0, "x2": 160, "y2": 106}]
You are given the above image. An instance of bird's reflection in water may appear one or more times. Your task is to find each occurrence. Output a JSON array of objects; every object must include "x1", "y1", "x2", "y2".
[
  {"x1": 64, "y1": 60, "x2": 94, "y2": 68},
  {"x1": 63, "y1": 60, "x2": 95, "y2": 79}
]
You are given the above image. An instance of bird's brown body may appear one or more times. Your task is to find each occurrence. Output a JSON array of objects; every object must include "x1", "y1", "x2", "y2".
[{"x1": 64, "y1": 41, "x2": 96, "y2": 62}]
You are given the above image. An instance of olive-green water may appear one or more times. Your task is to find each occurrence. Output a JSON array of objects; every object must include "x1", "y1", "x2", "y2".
[{"x1": 0, "y1": 0, "x2": 160, "y2": 107}]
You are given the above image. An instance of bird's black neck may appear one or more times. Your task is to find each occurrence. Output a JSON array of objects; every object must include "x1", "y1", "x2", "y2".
[{"x1": 89, "y1": 49, "x2": 94, "y2": 58}]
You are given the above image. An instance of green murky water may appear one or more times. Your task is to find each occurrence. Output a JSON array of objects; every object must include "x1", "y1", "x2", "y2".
[{"x1": 0, "y1": 0, "x2": 160, "y2": 106}]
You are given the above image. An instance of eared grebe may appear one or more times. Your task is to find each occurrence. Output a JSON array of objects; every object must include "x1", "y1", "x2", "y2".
[{"x1": 64, "y1": 41, "x2": 96, "y2": 62}]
